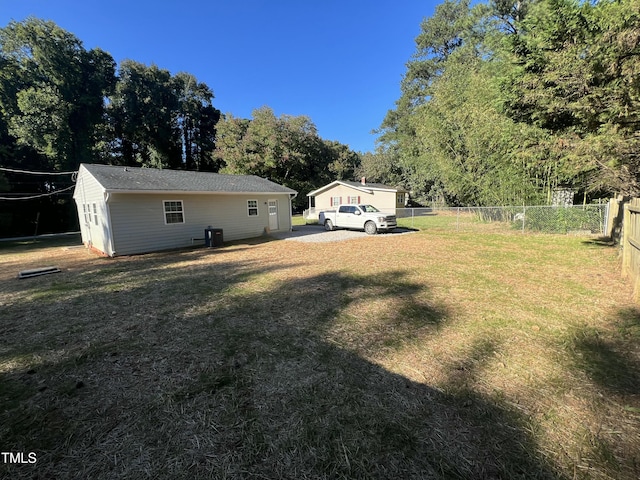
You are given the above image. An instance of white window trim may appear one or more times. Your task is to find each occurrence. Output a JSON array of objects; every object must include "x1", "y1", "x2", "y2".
[
  {"x1": 163, "y1": 200, "x2": 185, "y2": 225},
  {"x1": 247, "y1": 199, "x2": 259, "y2": 217}
]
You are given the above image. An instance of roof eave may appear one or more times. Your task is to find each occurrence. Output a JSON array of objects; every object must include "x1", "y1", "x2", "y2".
[
  {"x1": 104, "y1": 189, "x2": 296, "y2": 196},
  {"x1": 307, "y1": 180, "x2": 409, "y2": 197},
  {"x1": 307, "y1": 180, "x2": 374, "y2": 197}
]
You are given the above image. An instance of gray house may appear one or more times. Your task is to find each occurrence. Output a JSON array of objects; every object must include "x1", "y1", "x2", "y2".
[{"x1": 73, "y1": 164, "x2": 297, "y2": 256}]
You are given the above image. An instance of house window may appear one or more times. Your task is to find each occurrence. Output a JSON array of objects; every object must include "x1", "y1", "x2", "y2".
[
  {"x1": 348, "y1": 196, "x2": 359, "y2": 204},
  {"x1": 247, "y1": 200, "x2": 258, "y2": 216},
  {"x1": 93, "y1": 203, "x2": 98, "y2": 225},
  {"x1": 163, "y1": 200, "x2": 184, "y2": 224},
  {"x1": 331, "y1": 196, "x2": 341, "y2": 207},
  {"x1": 83, "y1": 204, "x2": 91, "y2": 224},
  {"x1": 397, "y1": 193, "x2": 406, "y2": 205}
]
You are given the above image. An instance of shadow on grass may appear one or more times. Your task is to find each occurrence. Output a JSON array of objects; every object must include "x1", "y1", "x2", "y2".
[
  {"x1": 581, "y1": 236, "x2": 618, "y2": 248},
  {"x1": 0, "y1": 245, "x2": 563, "y2": 479},
  {"x1": 569, "y1": 307, "x2": 640, "y2": 396}
]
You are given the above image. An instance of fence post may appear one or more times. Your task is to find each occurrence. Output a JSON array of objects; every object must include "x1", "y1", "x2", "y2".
[
  {"x1": 622, "y1": 204, "x2": 631, "y2": 278},
  {"x1": 522, "y1": 206, "x2": 526, "y2": 233}
]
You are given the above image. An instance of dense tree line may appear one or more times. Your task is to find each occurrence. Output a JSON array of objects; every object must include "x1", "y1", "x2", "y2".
[
  {"x1": 0, "y1": 19, "x2": 223, "y2": 174},
  {"x1": 0, "y1": 18, "x2": 359, "y2": 235},
  {"x1": 3, "y1": 1, "x2": 637, "y2": 235},
  {"x1": 214, "y1": 106, "x2": 359, "y2": 210},
  {"x1": 372, "y1": 0, "x2": 640, "y2": 206}
]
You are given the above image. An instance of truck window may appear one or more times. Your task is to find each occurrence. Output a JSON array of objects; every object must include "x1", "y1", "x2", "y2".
[{"x1": 359, "y1": 205, "x2": 380, "y2": 213}]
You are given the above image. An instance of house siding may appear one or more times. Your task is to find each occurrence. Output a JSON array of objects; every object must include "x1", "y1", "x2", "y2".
[
  {"x1": 107, "y1": 192, "x2": 292, "y2": 256},
  {"x1": 315, "y1": 185, "x2": 397, "y2": 213},
  {"x1": 72, "y1": 168, "x2": 113, "y2": 255}
]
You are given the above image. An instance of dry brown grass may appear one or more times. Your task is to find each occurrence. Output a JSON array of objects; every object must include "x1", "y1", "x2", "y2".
[{"x1": 1, "y1": 229, "x2": 639, "y2": 479}]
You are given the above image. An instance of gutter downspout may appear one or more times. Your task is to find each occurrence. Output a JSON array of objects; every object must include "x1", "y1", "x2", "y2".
[
  {"x1": 290, "y1": 192, "x2": 297, "y2": 231},
  {"x1": 104, "y1": 191, "x2": 116, "y2": 256}
]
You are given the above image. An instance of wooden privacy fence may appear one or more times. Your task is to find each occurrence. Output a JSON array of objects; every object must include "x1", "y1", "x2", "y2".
[{"x1": 622, "y1": 197, "x2": 640, "y2": 300}]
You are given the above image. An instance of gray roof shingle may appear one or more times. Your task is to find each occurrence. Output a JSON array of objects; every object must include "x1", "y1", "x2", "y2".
[{"x1": 82, "y1": 164, "x2": 297, "y2": 195}]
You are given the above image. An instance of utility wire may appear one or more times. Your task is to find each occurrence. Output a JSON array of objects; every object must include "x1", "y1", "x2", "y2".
[
  {"x1": 0, "y1": 166, "x2": 78, "y2": 176},
  {"x1": 0, "y1": 184, "x2": 76, "y2": 201}
]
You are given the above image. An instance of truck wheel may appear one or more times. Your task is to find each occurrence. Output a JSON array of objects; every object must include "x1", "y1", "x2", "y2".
[
  {"x1": 324, "y1": 219, "x2": 334, "y2": 231},
  {"x1": 364, "y1": 221, "x2": 377, "y2": 235}
]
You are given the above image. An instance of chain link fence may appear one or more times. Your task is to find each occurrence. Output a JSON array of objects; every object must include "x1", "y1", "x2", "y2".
[{"x1": 396, "y1": 204, "x2": 609, "y2": 235}]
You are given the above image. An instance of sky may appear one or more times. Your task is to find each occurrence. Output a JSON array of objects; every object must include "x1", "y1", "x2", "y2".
[{"x1": 0, "y1": 0, "x2": 439, "y2": 153}]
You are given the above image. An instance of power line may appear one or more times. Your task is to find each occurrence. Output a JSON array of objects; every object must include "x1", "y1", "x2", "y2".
[
  {"x1": 0, "y1": 184, "x2": 76, "y2": 201},
  {"x1": 0, "y1": 166, "x2": 78, "y2": 176}
]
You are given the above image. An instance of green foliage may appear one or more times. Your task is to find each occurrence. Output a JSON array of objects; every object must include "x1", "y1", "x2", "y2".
[
  {"x1": 108, "y1": 61, "x2": 179, "y2": 167},
  {"x1": 215, "y1": 107, "x2": 360, "y2": 210},
  {"x1": 375, "y1": 0, "x2": 640, "y2": 205},
  {"x1": 356, "y1": 150, "x2": 403, "y2": 186},
  {"x1": 410, "y1": 53, "x2": 548, "y2": 205},
  {"x1": 516, "y1": 205, "x2": 606, "y2": 234},
  {"x1": 172, "y1": 72, "x2": 221, "y2": 171},
  {"x1": 1, "y1": 19, "x2": 221, "y2": 174},
  {"x1": 0, "y1": 18, "x2": 116, "y2": 171},
  {"x1": 503, "y1": 0, "x2": 640, "y2": 195}
]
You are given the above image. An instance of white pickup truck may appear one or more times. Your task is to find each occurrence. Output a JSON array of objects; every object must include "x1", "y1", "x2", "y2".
[{"x1": 319, "y1": 204, "x2": 397, "y2": 235}]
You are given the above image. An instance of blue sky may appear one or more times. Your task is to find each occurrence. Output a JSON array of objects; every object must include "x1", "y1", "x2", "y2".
[{"x1": 0, "y1": 1, "x2": 438, "y2": 153}]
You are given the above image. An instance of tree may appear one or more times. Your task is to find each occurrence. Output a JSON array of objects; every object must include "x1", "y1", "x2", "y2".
[
  {"x1": 410, "y1": 49, "x2": 553, "y2": 205},
  {"x1": 376, "y1": 0, "x2": 626, "y2": 205},
  {"x1": 106, "y1": 63, "x2": 221, "y2": 170},
  {"x1": 376, "y1": 0, "x2": 487, "y2": 204},
  {"x1": 0, "y1": 18, "x2": 116, "y2": 171},
  {"x1": 503, "y1": 0, "x2": 640, "y2": 195},
  {"x1": 0, "y1": 18, "x2": 115, "y2": 236},
  {"x1": 356, "y1": 150, "x2": 403, "y2": 186},
  {"x1": 107, "y1": 60, "x2": 180, "y2": 167},
  {"x1": 216, "y1": 106, "x2": 320, "y2": 182},
  {"x1": 171, "y1": 72, "x2": 221, "y2": 171},
  {"x1": 215, "y1": 107, "x2": 360, "y2": 210},
  {"x1": 323, "y1": 140, "x2": 360, "y2": 181}
]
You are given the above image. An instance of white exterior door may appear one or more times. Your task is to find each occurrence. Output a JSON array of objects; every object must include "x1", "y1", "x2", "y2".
[{"x1": 268, "y1": 199, "x2": 279, "y2": 231}]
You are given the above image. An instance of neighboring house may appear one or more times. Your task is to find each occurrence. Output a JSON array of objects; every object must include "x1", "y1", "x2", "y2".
[
  {"x1": 305, "y1": 178, "x2": 408, "y2": 220},
  {"x1": 73, "y1": 164, "x2": 297, "y2": 256}
]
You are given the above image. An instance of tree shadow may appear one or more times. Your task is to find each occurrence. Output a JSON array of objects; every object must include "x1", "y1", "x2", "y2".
[
  {"x1": 0, "y1": 247, "x2": 564, "y2": 479},
  {"x1": 581, "y1": 236, "x2": 618, "y2": 248},
  {"x1": 569, "y1": 307, "x2": 640, "y2": 396}
]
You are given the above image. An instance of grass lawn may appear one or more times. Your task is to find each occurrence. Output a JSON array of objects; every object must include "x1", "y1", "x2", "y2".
[
  {"x1": 1, "y1": 225, "x2": 639, "y2": 479},
  {"x1": 292, "y1": 214, "x2": 316, "y2": 226}
]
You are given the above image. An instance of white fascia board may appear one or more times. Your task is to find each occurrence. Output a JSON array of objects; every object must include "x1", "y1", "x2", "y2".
[
  {"x1": 103, "y1": 190, "x2": 293, "y2": 197},
  {"x1": 307, "y1": 181, "x2": 373, "y2": 197},
  {"x1": 307, "y1": 181, "x2": 341, "y2": 197}
]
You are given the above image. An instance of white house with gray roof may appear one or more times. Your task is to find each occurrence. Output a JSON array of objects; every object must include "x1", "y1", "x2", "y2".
[{"x1": 73, "y1": 164, "x2": 297, "y2": 256}]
